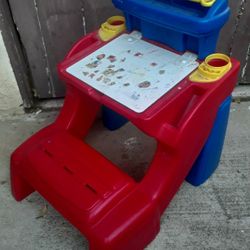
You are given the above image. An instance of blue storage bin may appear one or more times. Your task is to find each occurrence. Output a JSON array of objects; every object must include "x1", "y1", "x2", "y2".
[
  {"x1": 112, "y1": 0, "x2": 230, "y2": 59},
  {"x1": 186, "y1": 96, "x2": 232, "y2": 186},
  {"x1": 102, "y1": 106, "x2": 128, "y2": 131}
]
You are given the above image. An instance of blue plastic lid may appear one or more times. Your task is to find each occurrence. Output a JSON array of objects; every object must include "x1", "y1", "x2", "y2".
[{"x1": 113, "y1": 0, "x2": 230, "y2": 35}]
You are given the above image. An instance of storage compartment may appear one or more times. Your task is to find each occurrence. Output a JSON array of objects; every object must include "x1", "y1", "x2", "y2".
[
  {"x1": 113, "y1": 0, "x2": 230, "y2": 59},
  {"x1": 147, "y1": 0, "x2": 210, "y2": 17}
]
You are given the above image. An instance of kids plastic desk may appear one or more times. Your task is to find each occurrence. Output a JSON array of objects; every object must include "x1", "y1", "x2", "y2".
[{"x1": 11, "y1": 29, "x2": 240, "y2": 249}]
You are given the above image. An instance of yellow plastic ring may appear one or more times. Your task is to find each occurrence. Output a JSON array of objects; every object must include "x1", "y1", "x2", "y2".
[
  {"x1": 99, "y1": 16, "x2": 126, "y2": 42},
  {"x1": 105, "y1": 16, "x2": 125, "y2": 31},
  {"x1": 189, "y1": 53, "x2": 232, "y2": 83}
]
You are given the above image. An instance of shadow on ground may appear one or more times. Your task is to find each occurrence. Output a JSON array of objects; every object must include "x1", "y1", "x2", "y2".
[{"x1": 0, "y1": 102, "x2": 249, "y2": 250}]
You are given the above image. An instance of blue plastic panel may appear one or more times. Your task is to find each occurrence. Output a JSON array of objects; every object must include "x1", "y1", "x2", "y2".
[
  {"x1": 186, "y1": 96, "x2": 232, "y2": 186},
  {"x1": 102, "y1": 106, "x2": 128, "y2": 130},
  {"x1": 113, "y1": 0, "x2": 230, "y2": 59}
]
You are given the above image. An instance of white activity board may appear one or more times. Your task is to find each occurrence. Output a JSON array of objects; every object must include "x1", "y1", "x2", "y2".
[{"x1": 66, "y1": 32, "x2": 199, "y2": 113}]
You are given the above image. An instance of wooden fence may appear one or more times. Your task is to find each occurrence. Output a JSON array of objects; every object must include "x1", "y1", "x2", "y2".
[{"x1": 0, "y1": 0, "x2": 249, "y2": 107}]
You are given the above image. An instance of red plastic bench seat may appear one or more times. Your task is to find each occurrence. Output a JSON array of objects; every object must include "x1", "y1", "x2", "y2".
[{"x1": 12, "y1": 131, "x2": 135, "y2": 224}]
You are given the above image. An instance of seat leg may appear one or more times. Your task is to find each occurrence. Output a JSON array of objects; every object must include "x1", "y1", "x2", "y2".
[{"x1": 10, "y1": 164, "x2": 34, "y2": 201}]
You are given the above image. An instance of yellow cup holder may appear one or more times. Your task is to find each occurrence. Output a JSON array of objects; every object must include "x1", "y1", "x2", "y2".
[
  {"x1": 189, "y1": 0, "x2": 216, "y2": 7},
  {"x1": 99, "y1": 16, "x2": 126, "y2": 42},
  {"x1": 189, "y1": 53, "x2": 232, "y2": 83}
]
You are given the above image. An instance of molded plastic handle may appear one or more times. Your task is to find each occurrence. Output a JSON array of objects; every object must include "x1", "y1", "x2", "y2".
[
  {"x1": 152, "y1": 85, "x2": 209, "y2": 148},
  {"x1": 189, "y1": 0, "x2": 216, "y2": 7}
]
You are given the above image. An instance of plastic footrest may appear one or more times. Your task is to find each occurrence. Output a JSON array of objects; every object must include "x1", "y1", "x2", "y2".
[{"x1": 12, "y1": 131, "x2": 135, "y2": 223}]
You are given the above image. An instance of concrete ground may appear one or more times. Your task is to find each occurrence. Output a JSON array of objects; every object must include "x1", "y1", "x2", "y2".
[{"x1": 0, "y1": 101, "x2": 250, "y2": 250}]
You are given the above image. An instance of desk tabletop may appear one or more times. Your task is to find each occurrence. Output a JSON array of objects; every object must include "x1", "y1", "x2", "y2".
[{"x1": 66, "y1": 32, "x2": 199, "y2": 113}]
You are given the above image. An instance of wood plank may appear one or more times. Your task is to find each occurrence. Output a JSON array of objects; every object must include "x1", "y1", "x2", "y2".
[
  {"x1": 230, "y1": 0, "x2": 250, "y2": 84},
  {"x1": 217, "y1": 0, "x2": 241, "y2": 54},
  {"x1": 0, "y1": 0, "x2": 34, "y2": 107},
  {"x1": 82, "y1": 0, "x2": 121, "y2": 32},
  {"x1": 241, "y1": 43, "x2": 250, "y2": 84},
  {"x1": 8, "y1": 0, "x2": 53, "y2": 98},
  {"x1": 217, "y1": 0, "x2": 250, "y2": 84},
  {"x1": 34, "y1": 0, "x2": 87, "y2": 97}
]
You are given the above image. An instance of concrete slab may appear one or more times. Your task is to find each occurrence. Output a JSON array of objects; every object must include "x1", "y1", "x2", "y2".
[
  {"x1": 233, "y1": 86, "x2": 250, "y2": 102},
  {"x1": 0, "y1": 102, "x2": 249, "y2": 250}
]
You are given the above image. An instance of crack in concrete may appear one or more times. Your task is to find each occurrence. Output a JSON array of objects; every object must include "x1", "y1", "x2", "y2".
[{"x1": 212, "y1": 184, "x2": 233, "y2": 221}]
